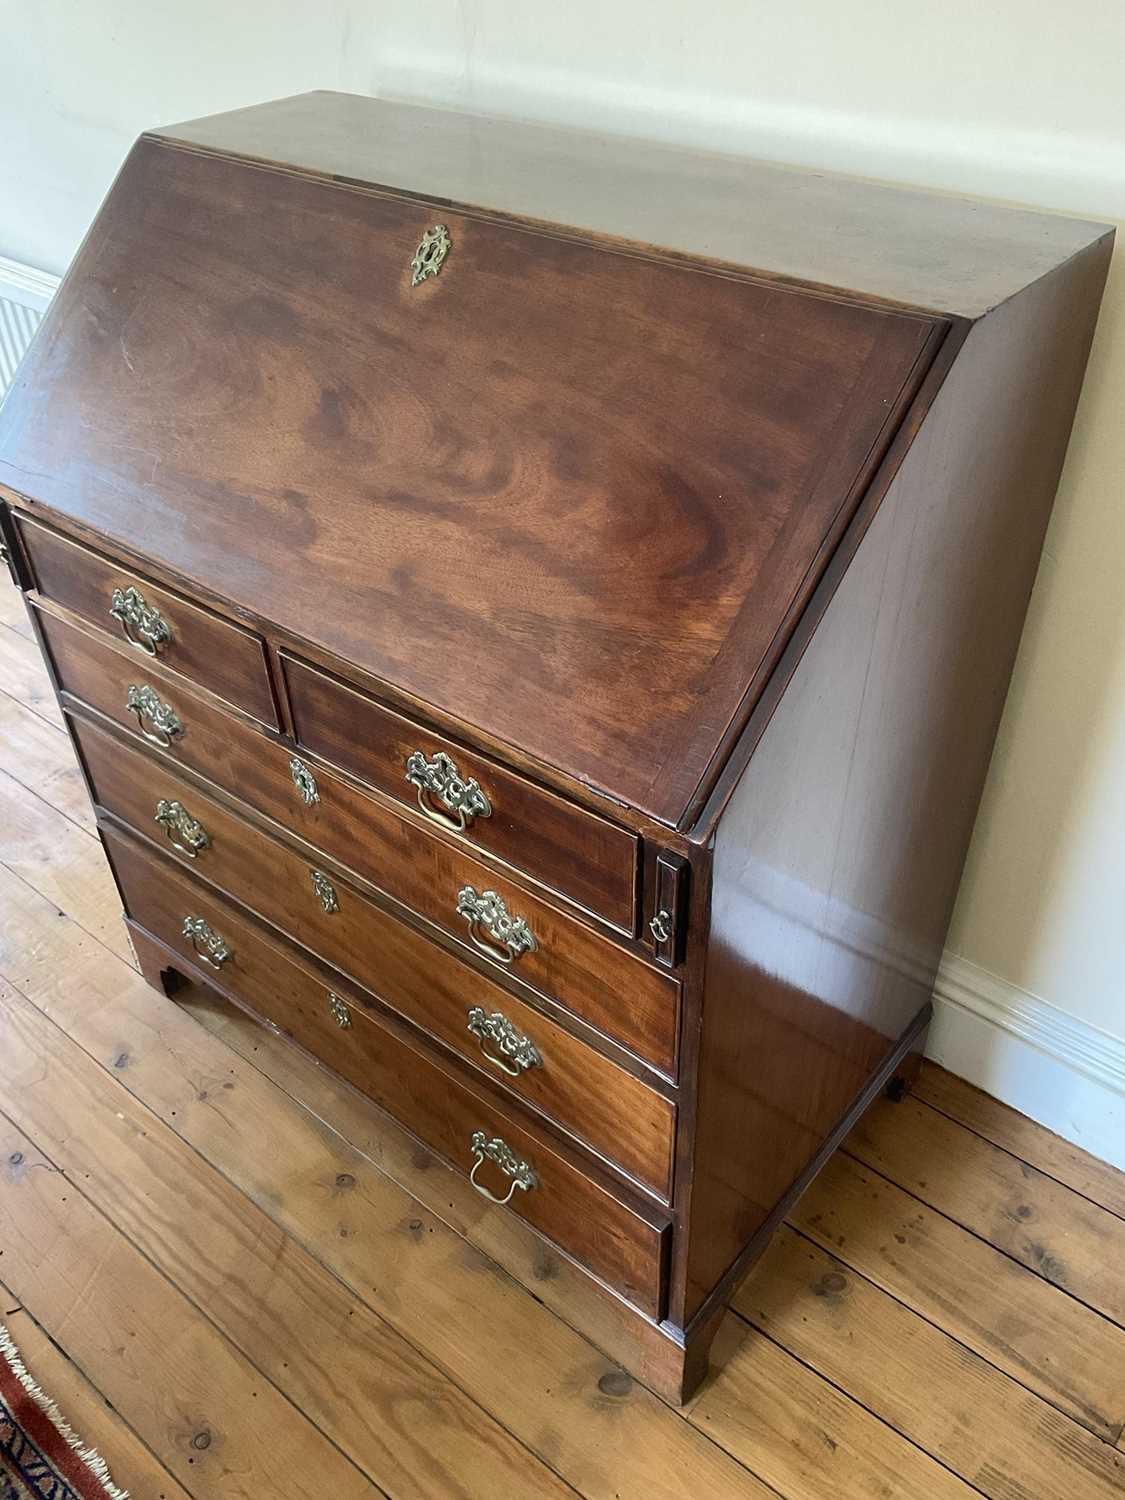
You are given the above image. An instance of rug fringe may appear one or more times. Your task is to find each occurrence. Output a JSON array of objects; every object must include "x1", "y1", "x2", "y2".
[{"x1": 0, "y1": 1323, "x2": 130, "y2": 1500}]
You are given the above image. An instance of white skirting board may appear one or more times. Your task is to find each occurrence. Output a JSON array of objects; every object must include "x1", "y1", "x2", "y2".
[
  {"x1": 931, "y1": 953, "x2": 1125, "y2": 1172},
  {"x1": 2, "y1": 251, "x2": 1122, "y2": 1175}
]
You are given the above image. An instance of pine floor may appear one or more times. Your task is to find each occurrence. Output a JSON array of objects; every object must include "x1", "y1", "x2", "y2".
[{"x1": 1, "y1": 581, "x2": 1124, "y2": 1500}]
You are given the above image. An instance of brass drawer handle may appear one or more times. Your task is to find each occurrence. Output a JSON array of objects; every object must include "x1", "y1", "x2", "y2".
[
  {"x1": 405, "y1": 749, "x2": 491, "y2": 832},
  {"x1": 467, "y1": 1006, "x2": 542, "y2": 1077},
  {"x1": 290, "y1": 755, "x2": 320, "y2": 807},
  {"x1": 456, "y1": 885, "x2": 537, "y2": 965},
  {"x1": 126, "y1": 683, "x2": 184, "y2": 747},
  {"x1": 182, "y1": 915, "x2": 231, "y2": 969},
  {"x1": 155, "y1": 798, "x2": 211, "y2": 859},
  {"x1": 469, "y1": 1130, "x2": 538, "y2": 1205},
  {"x1": 110, "y1": 585, "x2": 170, "y2": 656},
  {"x1": 649, "y1": 909, "x2": 673, "y2": 944},
  {"x1": 310, "y1": 869, "x2": 339, "y2": 913},
  {"x1": 327, "y1": 991, "x2": 351, "y2": 1028}
]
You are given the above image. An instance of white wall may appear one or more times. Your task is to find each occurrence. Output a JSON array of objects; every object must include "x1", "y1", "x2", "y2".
[
  {"x1": 3, "y1": 0, "x2": 1124, "y2": 1161},
  {"x1": 7, "y1": 1, "x2": 1125, "y2": 274}
]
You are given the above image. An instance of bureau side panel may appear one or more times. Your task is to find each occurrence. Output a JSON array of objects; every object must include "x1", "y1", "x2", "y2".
[{"x1": 677, "y1": 234, "x2": 1113, "y2": 1323}]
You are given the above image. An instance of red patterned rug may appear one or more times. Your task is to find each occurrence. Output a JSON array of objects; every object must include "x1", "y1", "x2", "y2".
[{"x1": 0, "y1": 1325, "x2": 128, "y2": 1500}]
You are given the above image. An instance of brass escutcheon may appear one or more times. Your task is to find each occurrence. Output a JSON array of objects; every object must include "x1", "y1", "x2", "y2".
[
  {"x1": 327, "y1": 991, "x2": 352, "y2": 1028},
  {"x1": 410, "y1": 223, "x2": 451, "y2": 286},
  {"x1": 290, "y1": 755, "x2": 320, "y2": 807},
  {"x1": 310, "y1": 869, "x2": 339, "y2": 913}
]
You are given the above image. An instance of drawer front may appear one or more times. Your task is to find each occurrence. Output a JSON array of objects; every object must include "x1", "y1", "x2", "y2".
[
  {"x1": 106, "y1": 825, "x2": 668, "y2": 1316},
  {"x1": 55, "y1": 685, "x2": 673, "y2": 1194},
  {"x1": 282, "y1": 653, "x2": 638, "y2": 932},
  {"x1": 65, "y1": 695, "x2": 679, "y2": 1073},
  {"x1": 17, "y1": 514, "x2": 278, "y2": 727}
]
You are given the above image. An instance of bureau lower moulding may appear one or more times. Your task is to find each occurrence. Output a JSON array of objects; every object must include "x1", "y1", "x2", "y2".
[{"x1": 0, "y1": 89, "x2": 1111, "y2": 1400}]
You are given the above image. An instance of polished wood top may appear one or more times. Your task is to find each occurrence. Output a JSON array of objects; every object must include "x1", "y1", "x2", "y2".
[{"x1": 155, "y1": 92, "x2": 1111, "y2": 319}]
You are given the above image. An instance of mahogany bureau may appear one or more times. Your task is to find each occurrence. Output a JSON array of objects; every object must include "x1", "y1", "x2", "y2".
[{"x1": 0, "y1": 91, "x2": 1111, "y2": 1401}]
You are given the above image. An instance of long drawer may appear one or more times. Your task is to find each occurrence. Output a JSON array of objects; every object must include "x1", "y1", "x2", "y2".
[
  {"x1": 74, "y1": 711, "x2": 676, "y2": 1193},
  {"x1": 105, "y1": 823, "x2": 669, "y2": 1317},
  {"x1": 51, "y1": 636, "x2": 680, "y2": 1072},
  {"x1": 17, "y1": 514, "x2": 278, "y2": 727}
]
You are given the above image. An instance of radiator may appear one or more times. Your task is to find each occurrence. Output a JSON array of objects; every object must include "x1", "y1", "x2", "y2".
[
  {"x1": 0, "y1": 256, "x2": 58, "y2": 397},
  {"x1": 0, "y1": 296, "x2": 41, "y2": 394}
]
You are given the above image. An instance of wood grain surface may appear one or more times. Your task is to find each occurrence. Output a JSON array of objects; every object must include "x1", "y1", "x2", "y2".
[
  {"x1": 99, "y1": 797, "x2": 677, "y2": 1201},
  {"x1": 16, "y1": 512, "x2": 279, "y2": 727},
  {"x1": 0, "y1": 661, "x2": 1123, "y2": 1496},
  {"x1": 0, "y1": 88, "x2": 1115, "y2": 1449},
  {"x1": 71, "y1": 707, "x2": 681, "y2": 1072},
  {"x1": 105, "y1": 825, "x2": 670, "y2": 1318},
  {"x1": 0, "y1": 134, "x2": 940, "y2": 824},
  {"x1": 283, "y1": 650, "x2": 638, "y2": 929},
  {"x1": 36, "y1": 602, "x2": 639, "y2": 933},
  {"x1": 155, "y1": 91, "x2": 1110, "y2": 319}
]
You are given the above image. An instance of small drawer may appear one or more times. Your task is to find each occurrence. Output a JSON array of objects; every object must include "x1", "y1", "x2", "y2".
[
  {"x1": 106, "y1": 824, "x2": 669, "y2": 1317},
  {"x1": 36, "y1": 603, "x2": 279, "y2": 785},
  {"x1": 16, "y1": 513, "x2": 277, "y2": 727},
  {"x1": 69, "y1": 705, "x2": 680, "y2": 1074},
  {"x1": 282, "y1": 653, "x2": 638, "y2": 932}
]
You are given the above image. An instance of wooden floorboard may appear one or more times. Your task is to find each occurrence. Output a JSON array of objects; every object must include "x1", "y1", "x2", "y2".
[
  {"x1": 172, "y1": 1000, "x2": 989, "y2": 1500},
  {"x1": 0, "y1": 1293, "x2": 194, "y2": 1500},
  {"x1": 0, "y1": 852, "x2": 769, "y2": 1500},
  {"x1": 2, "y1": 591, "x2": 1125, "y2": 1498},
  {"x1": 793, "y1": 1149, "x2": 1125, "y2": 1442},
  {"x1": 0, "y1": 1113, "x2": 384, "y2": 1498},
  {"x1": 0, "y1": 979, "x2": 583, "y2": 1500},
  {"x1": 0, "y1": 586, "x2": 33, "y2": 639},
  {"x1": 848, "y1": 1094, "x2": 1125, "y2": 1328},
  {"x1": 0, "y1": 686, "x2": 96, "y2": 834},
  {"x1": 916, "y1": 1064, "x2": 1125, "y2": 1222},
  {"x1": 735, "y1": 1223, "x2": 1125, "y2": 1499},
  {"x1": 0, "y1": 621, "x2": 64, "y2": 729},
  {"x1": 687, "y1": 1321, "x2": 980, "y2": 1500},
  {"x1": 0, "y1": 761, "x2": 132, "y2": 964}
]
